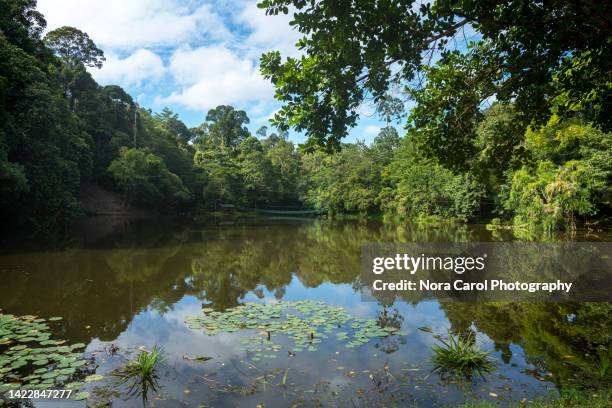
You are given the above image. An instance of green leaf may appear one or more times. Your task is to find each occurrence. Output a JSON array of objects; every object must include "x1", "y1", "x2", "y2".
[
  {"x1": 74, "y1": 391, "x2": 89, "y2": 400},
  {"x1": 84, "y1": 374, "x2": 103, "y2": 383}
]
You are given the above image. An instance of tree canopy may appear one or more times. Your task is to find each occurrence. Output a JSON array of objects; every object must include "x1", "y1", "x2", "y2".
[
  {"x1": 258, "y1": 0, "x2": 611, "y2": 151},
  {"x1": 44, "y1": 26, "x2": 105, "y2": 68},
  {"x1": 1, "y1": 0, "x2": 609, "y2": 234}
]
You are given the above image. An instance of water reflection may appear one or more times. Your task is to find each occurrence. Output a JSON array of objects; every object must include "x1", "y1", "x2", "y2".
[
  {"x1": 0, "y1": 217, "x2": 609, "y2": 406},
  {"x1": 442, "y1": 302, "x2": 612, "y2": 389}
]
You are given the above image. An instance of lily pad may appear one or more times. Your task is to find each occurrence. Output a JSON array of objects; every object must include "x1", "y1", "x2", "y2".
[
  {"x1": 58, "y1": 367, "x2": 76, "y2": 375},
  {"x1": 74, "y1": 391, "x2": 89, "y2": 400},
  {"x1": 65, "y1": 381, "x2": 85, "y2": 389},
  {"x1": 41, "y1": 371, "x2": 59, "y2": 379},
  {"x1": 184, "y1": 300, "x2": 397, "y2": 356},
  {"x1": 0, "y1": 312, "x2": 88, "y2": 391},
  {"x1": 70, "y1": 343, "x2": 86, "y2": 350},
  {"x1": 85, "y1": 374, "x2": 103, "y2": 383}
]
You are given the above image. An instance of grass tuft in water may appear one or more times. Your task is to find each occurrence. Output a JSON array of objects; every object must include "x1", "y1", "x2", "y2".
[
  {"x1": 431, "y1": 331, "x2": 493, "y2": 379},
  {"x1": 113, "y1": 346, "x2": 164, "y2": 405}
]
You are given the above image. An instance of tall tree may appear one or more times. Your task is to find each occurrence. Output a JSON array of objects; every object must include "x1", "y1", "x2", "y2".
[
  {"x1": 0, "y1": 0, "x2": 46, "y2": 53},
  {"x1": 0, "y1": 0, "x2": 93, "y2": 231},
  {"x1": 371, "y1": 127, "x2": 401, "y2": 166},
  {"x1": 155, "y1": 107, "x2": 192, "y2": 145},
  {"x1": 43, "y1": 26, "x2": 105, "y2": 68},
  {"x1": 202, "y1": 105, "x2": 250, "y2": 151},
  {"x1": 237, "y1": 136, "x2": 274, "y2": 206}
]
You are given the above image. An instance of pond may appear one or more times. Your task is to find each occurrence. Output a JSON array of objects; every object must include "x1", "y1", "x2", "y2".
[{"x1": 0, "y1": 217, "x2": 610, "y2": 407}]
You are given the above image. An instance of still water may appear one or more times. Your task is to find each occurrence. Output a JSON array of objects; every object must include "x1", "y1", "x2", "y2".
[{"x1": 0, "y1": 217, "x2": 610, "y2": 407}]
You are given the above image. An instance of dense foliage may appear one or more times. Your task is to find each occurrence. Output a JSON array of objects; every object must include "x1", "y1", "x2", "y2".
[
  {"x1": 256, "y1": 0, "x2": 611, "y2": 229},
  {"x1": 258, "y1": 0, "x2": 610, "y2": 150},
  {"x1": 503, "y1": 118, "x2": 611, "y2": 231},
  {"x1": 0, "y1": 1, "x2": 305, "y2": 231},
  {"x1": 0, "y1": 1, "x2": 609, "y2": 233}
]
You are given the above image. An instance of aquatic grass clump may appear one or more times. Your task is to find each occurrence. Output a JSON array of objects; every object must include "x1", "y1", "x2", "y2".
[
  {"x1": 113, "y1": 346, "x2": 164, "y2": 404},
  {"x1": 432, "y1": 331, "x2": 494, "y2": 379}
]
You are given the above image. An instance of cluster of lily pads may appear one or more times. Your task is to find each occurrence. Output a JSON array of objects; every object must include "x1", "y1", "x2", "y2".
[
  {"x1": 185, "y1": 300, "x2": 407, "y2": 358},
  {"x1": 0, "y1": 313, "x2": 92, "y2": 399}
]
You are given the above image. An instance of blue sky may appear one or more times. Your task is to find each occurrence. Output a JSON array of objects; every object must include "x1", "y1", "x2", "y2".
[{"x1": 37, "y1": 0, "x2": 390, "y2": 144}]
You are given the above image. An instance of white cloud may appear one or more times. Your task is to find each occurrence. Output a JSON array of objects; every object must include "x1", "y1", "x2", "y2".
[
  {"x1": 37, "y1": 0, "x2": 231, "y2": 49},
  {"x1": 35, "y1": 0, "x2": 358, "y2": 132},
  {"x1": 91, "y1": 49, "x2": 165, "y2": 87},
  {"x1": 160, "y1": 45, "x2": 273, "y2": 110},
  {"x1": 236, "y1": 1, "x2": 303, "y2": 59},
  {"x1": 364, "y1": 125, "x2": 380, "y2": 136}
]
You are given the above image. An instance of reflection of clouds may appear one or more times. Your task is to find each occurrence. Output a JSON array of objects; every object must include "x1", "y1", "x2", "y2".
[
  {"x1": 153, "y1": 295, "x2": 201, "y2": 327},
  {"x1": 116, "y1": 297, "x2": 245, "y2": 361},
  {"x1": 82, "y1": 280, "x2": 553, "y2": 406},
  {"x1": 349, "y1": 302, "x2": 377, "y2": 319}
]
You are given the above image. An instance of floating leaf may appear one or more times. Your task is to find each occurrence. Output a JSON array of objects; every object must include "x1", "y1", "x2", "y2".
[
  {"x1": 58, "y1": 367, "x2": 76, "y2": 376},
  {"x1": 41, "y1": 371, "x2": 59, "y2": 379},
  {"x1": 70, "y1": 343, "x2": 86, "y2": 350},
  {"x1": 184, "y1": 300, "x2": 388, "y2": 354},
  {"x1": 65, "y1": 381, "x2": 85, "y2": 389},
  {"x1": 85, "y1": 374, "x2": 103, "y2": 383},
  {"x1": 74, "y1": 392, "x2": 89, "y2": 400}
]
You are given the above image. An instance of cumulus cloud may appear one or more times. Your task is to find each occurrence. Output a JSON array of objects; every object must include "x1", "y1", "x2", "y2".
[
  {"x1": 363, "y1": 125, "x2": 381, "y2": 136},
  {"x1": 91, "y1": 49, "x2": 165, "y2": 87},
  {"x1": 37, "y1": 0, "x2": 231, "y2": 49},
  {"x1": 160, "y1": 45, "x2": 273, "y2": 110},
  {"x1": 236, "y1": 2, "x2": 303, "y2": 59},
  {"x1": 36, "y1": 0, "x2": 380, "y2": 132}
]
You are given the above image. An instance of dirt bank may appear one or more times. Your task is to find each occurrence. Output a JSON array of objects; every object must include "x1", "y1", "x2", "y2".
[{"x1": 79, "y1": 184, "x2": 154, "y2": 217}]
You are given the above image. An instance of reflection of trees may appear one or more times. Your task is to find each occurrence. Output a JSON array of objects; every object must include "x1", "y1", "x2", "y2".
[
  {"x1": 441, "y1": 301, "x2": 612, "y2": 389},
  {"x1": 183, "y1": 219, "x2": 478, "y2": 309},
  {"x1": 0, "y1": 223, "x2": 194, "y2": 342},
  {"x1": 186, "y1": 221, "x2": 383, "y2": 309},
  {"x1": 188, "y1": 227, "x2": 296, "y2": 310},
  {"x1": 0, "y1": 218, "x2": 503, "y2": 341},
  {"x1": 3, "y1": 217, "x2": 610, "y2": 394},
  {"x1": 354, "y1": 221, "x2": 485, "y2": 306}
]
